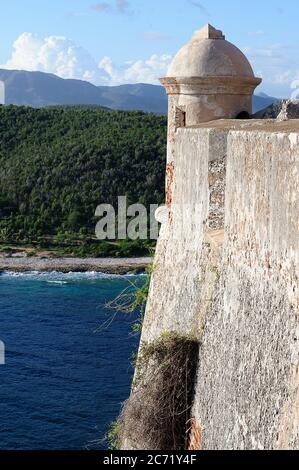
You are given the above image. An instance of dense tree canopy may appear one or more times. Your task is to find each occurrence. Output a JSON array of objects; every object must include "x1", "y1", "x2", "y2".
[{"x1": 0, "y1": 105, "x2": 167, "y2": 247}]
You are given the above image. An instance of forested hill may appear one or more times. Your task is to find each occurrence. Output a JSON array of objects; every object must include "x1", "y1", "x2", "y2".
[{"x1": 0, "y1": 105, "x2": 166, "y2": 250}]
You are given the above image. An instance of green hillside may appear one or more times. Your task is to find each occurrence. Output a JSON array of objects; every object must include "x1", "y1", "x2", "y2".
[{"x1": 0, "y1": 105, "x2": 166, "y2": 257}]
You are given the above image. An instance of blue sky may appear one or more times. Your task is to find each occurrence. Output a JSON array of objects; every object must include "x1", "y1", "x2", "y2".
[{"x1": 0, "y1": 0, "x2": 298, "y2": 97}]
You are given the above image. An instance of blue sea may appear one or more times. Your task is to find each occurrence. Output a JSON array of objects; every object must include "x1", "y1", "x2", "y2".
[{"x1": 0, "y1": 271, "x2": 142, "y2": 450}]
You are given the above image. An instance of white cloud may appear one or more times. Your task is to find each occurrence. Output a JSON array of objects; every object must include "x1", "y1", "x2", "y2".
[
  {"x1": 291, "y1": 76, "x2": 299, "y2": 99},
  {"x1": 247, "y1": 30, "x2": 265, "y2": 37},
  {"x1": 4, "y1": 33, "x2": 42, "y2": 71},
  {"x1": 90, "y1": 0, "x2": 132, "y2": 14},
  {"x1": 1, "y1": 33, "x2": 98, "y2": 82},
  {"x1": 99, "y1": 54, "x2": 172, "y2": 85},
  {"x1": 1, "y1": 32, "x2": 172, "y2": 86},
  {"x1": 243, "y1": 43, "x2": 299, "y2": 97},
  {"x1": 143, "y1": 31, "x2": 170, "y2": 42},
  {"x1": 272, "y1": 70, "x2": 296, "y2": 85},
  {"x1": 98, "y1": 57, "x2": 119, "y2": 83},
  {"x1": 243, "y1": 44, "x2": 287, "y2": 63},
  {"x1": 90, "y1": 3, "x2": 113, "y2": 13}
]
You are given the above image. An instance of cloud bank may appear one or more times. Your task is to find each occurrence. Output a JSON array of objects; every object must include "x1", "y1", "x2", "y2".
[
  {"x1": 243, "y1": 43, "x2": 299, "y2": 97},
  {"x1": 2, "y1": 33, "x2": 98, "y2": 82},
  {"x1": 1, "y1": 32, "x2": 172, "y2": 86},
  {"x1": 2, "y1": 32, "x2": 297, "y2": 96},
  {"x1": 99, "y1": 54, "x2": 172, "y2": 85}
]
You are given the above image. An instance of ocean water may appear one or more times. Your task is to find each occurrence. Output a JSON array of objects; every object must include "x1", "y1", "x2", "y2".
[{"x1": 0, "y1": 271, "x2": 142, "y2": 450}]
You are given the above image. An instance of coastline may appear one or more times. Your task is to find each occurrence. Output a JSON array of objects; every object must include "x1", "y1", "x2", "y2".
[{"x1": 0, "y1": 257, "x2": 152, "y2": 275}]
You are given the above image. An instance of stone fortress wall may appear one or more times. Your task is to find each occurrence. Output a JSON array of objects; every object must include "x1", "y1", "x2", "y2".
[{"x1": 126, "y1": 25, "x2": 299, "y2": 450}]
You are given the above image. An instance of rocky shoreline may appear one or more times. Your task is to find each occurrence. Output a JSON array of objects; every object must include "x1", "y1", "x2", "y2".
[{"x1": 0, "y1": 257, "x2": 152, "y2": 275}]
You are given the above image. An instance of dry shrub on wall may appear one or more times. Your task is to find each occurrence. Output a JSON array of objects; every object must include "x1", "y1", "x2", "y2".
[{"x1": 118, "y1": 332, "x2": 199, "y2": 450}]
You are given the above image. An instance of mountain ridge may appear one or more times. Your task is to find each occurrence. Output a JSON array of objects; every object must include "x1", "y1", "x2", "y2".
[{"x1": 0, "y1": 69, "x2": 278, "y2": 114}]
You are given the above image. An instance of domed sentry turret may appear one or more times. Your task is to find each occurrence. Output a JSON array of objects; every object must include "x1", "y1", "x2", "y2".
[{"x1": 160, "y1": 24, "x2": 262, "y2": 163}]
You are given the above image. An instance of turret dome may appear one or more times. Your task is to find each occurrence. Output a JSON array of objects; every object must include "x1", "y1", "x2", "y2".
[
  {"x1": 160, "y1": 24, "x2": 261, "y2": 132},
  {"x1": 167, "y1": 24, "x2": 255, "y2": 79}
]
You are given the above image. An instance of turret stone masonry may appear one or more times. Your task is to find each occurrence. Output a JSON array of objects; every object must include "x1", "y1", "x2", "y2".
[
  {"x1": 125, "y1": 25, "x2": 299, "y2": 450},
  {"x1": 160, "y1": 24, "x2": 261, "y2": 167}
]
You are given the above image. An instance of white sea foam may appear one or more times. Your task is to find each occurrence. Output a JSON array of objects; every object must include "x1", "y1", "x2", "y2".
[
  {"x1": 47, "y1": 280, "x2": 68, "y2": 285},
  {"x1": 0, "y1": 270, "x2": 145, "y2": 282}
]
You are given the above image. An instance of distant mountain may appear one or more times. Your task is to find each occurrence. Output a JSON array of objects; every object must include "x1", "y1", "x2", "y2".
[
  {"x1": 256, "y1": 92, "x2": 271, "y2": 98},
  {"x1": 0, "y1": 69, "x2": 277, "y2": 114},
  {"x1": 253, "y1": 92, "x2": 280, "y2": 113}
]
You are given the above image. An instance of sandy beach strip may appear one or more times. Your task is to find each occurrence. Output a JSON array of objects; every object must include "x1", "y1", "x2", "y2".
[{"x1": 0, "y1": 257, "x2": 152, "y2": 274}]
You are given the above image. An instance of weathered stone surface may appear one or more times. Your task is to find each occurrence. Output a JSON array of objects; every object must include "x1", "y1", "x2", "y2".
[
  {"x1": 136, "y1": 122, "x2": 299, "y2": 450},
  {"x1": 125, "y1": 23, "x2": 298, "y2": 451},
  {"x1": 208, "y1": 155, "x2": 226, "y2": 230},
  {"x1": 190, "y1": 118, "x2": 299, "y2": 132},
  {"x1": 193, "y1": 24, "x2": 225, "y2": 40},
  {"x1": 167, "y1": 24, "x2": 256, "y2": 79},
  {"x1": 193, "y1": 129, "x2": 299, "y2": 450},
  {"x1": 141, "y1": 128, "x2": 211, "y2": 342}
]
